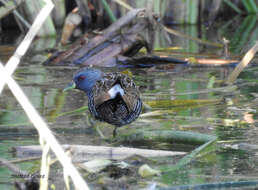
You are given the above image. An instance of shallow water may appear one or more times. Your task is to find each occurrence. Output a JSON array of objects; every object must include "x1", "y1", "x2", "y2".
[{"x1": 0, "y1": 17, "x2": 258, "y2": 189}]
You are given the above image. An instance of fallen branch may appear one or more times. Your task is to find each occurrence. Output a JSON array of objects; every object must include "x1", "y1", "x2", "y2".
[
  {"x1": 77, "y1": 22, "x2": 146, "y2": 66},
  {"x1": 45, "y1": 8, "x2": 145, "y2": 65},
  {"x1": 13, "y1": 145, "x2": 186, "y2": 162}
]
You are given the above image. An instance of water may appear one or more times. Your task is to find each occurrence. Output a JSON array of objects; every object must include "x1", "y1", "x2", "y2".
[{"x1": 0, "y1": 17, "x2": 258, "y2": 189}]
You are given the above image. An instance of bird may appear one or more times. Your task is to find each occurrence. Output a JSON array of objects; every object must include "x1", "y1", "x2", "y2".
[{"x1": 64, "y1": 68, "x2": 142, "y2": 136}]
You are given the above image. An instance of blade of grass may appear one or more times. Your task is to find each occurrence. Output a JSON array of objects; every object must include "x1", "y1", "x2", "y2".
[
  {"x1": 160, "y1": 137, "x2": 217, "y2": 173},
  {"x1": 101, "y1": 0, "x2": 117, "y2": 22},
  {"x1": 187, "y1": 0, "x2": 198, "y2": 24},
  {"x1": 57, "y1": 106, "x2": 88, "y2": 117},
  {"x1": 224, "y1": 0, "x2": 243, "y2": 14},
  {"x1": 230, "y1": 15, "x2": 256, "y2": 54},
  {"x1": 242, "y1": 0, "x2": 258, "y2": 13}
]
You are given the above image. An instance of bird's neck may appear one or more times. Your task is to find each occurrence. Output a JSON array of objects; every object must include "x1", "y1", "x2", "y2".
[{"x1": 86, "y1": 90, "x2": 94, "y2": 99}]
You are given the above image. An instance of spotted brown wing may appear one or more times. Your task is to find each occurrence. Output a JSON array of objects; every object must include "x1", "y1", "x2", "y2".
[{"x1": 90, "y1": 72, "x2": 142, "y2": 126}]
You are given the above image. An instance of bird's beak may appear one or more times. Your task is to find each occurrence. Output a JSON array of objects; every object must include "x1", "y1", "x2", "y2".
[{"x1": 63, "y1": 81, "x2": 76, "y2": 92}]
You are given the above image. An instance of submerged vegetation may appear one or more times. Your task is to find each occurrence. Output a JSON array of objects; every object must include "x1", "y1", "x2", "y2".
[{"x1": 0, "y1": 0, "x2": 258, "y2": 190}]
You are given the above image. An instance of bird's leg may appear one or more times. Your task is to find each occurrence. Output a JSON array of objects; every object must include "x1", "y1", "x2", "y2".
[
  {"x1": 86, "y1": 113, "x2": 96, "y2": 127},
  {"x1": 96, "y1": 125, "x2": 105, "y2": 139},
  {"x1": 86, "y1": 114, "x2": 106, "y2": 138},
  {"x1": 112, "y1": 127, "x2": 118, "y2": 138}
]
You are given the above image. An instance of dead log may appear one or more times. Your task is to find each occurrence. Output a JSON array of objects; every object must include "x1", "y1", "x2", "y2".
[
  {"x1": 44, "y1": 8, "x2": 146, "y2": 66},
  {"x1": 73, "y1": 21, "x2": 147, "y2": 66},
  {"x1": 13, "y1": 145, "x2": 186, "y2": 163},
  {"x1": 78, "y1": 8, "x2": 145, "y2": 52},
  {"x1": 75, "y1": 34, "x2": 144, "y2": 66}
]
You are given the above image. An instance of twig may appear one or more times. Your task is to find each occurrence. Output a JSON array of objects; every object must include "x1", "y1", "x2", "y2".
[
  {"x1": 111, "y1": 0, "x2": 133, "y2": 10},
  {"x1": 226, "y1": 41, "x2": 258, "y2": 84}
]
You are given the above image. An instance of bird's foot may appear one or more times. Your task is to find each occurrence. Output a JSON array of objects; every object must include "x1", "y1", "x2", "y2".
[
  {"x1": 112, "y1": 127, "x2": 118, "y2": 138},
  {"x1": 96, "y1": 126, "x2": 106, "y2": 139}
]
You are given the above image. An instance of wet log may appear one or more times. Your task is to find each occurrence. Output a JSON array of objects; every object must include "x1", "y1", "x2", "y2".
[
  {"x1": 13, "y1": 145, "x2": 186, "y2": 163},
  {"x1": 73, "y1": 21, "x2": 147, "y2": 66},
  {"x1": 75, "y1": 34, "x2": 145, "y2": 66},
  {"x1": 44, "y1": 8, "x2": 145, "y2": 65}
]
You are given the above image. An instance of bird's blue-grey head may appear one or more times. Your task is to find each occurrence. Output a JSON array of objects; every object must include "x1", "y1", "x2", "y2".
[{"x1": 64, "y1": 68, "x2": 103, "y2": 94}]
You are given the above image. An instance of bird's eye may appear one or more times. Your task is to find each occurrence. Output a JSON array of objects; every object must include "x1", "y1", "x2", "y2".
[{"x1": 78, "y1": 75, "x2": 86, "y2": 81}]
